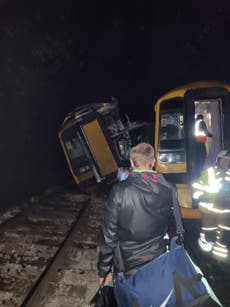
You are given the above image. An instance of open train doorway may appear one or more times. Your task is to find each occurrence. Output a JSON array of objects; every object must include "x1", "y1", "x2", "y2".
[
  {"x1": 184, "y1": 86, "x2": 227, "y2": 182},
  {"x1": 194, "y1": 98, "x2": 223, "y2": 168}
]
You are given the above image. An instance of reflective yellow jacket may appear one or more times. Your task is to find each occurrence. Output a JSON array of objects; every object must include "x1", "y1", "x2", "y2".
[{"x1": 192, "y1": 166, "x2": 225, "y2": 213}]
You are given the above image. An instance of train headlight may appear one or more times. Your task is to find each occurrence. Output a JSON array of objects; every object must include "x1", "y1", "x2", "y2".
[
  {"x1": 159, "y1": 152, "x2": 185, "y2": 163},
  {"x1": 117, "y1": 138, "x2": 130, "y2": 159}
]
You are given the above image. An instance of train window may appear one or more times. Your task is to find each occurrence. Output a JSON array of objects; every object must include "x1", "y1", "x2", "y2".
[
  {"x1": 62, "y1": 128, "x2": 91, "y2": 176},
  {"x1": 158, "y1": 98, "x2": 185, "y2": 163},
  {"x1": 65, "y1": 137, "x2": 84, "y2": 160}
]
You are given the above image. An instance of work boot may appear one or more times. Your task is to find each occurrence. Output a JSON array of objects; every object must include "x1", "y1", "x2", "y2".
[
  {"x1": 198, "y1": 233, "x2": 214, "y2": 252},
  {"x1": 212, "y1": 241, "x2": 229, "y2": 261}
]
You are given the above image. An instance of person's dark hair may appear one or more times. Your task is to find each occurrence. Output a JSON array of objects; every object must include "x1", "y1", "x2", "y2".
[
  {"x1": 129, "y1": 143, "x2": 155, "y2": 168},
  {"x1": 196, "y1": 114, "x2": 203, "y2": 120}
]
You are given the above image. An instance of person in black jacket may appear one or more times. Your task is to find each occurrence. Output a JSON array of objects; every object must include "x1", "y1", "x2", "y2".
[{"x1": 97, "y1": 142, "x2": 177, "y2": 285}]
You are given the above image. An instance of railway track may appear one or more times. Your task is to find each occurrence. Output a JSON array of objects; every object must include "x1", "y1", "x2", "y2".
[
  {"x1": 1, "y1": 182, "x2": 230, "y2": 306},
  {"x1": 0, "y1": 183, "x2": 108, "y2": 307}
]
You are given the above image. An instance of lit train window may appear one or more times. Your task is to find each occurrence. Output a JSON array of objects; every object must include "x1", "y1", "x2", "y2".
[{"x1": 158, "y1": 98, "x2": 185, "y2": 163}]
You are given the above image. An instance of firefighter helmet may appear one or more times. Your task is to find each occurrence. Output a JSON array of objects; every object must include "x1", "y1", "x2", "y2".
[
  {"x1": 217, "y1": 150, "x2": 230, "y2": 160},
  {"x1": 216, "y1": 150, "x2": 230, "y2": 170}
]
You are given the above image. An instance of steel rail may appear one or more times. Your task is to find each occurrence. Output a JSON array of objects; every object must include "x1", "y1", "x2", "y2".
[{"x1": 20, "y1": 198, "x2": 89, "y2": 307}]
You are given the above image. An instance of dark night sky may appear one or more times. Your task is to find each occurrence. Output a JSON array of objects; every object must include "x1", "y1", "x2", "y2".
[
  {"x1": 1, "y1": 0, "x2": 230, "y2": 120},
  {"x1": 1, "y1": 0, "x2": 230, "y2": 206}
]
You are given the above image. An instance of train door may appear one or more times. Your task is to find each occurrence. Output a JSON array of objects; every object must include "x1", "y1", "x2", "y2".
[
  {"x1": 194, "y1": 98, "x2": 222, "y2": 166},
  {"x1": 184, "y1": 87, "x2": 227, "y2": 181},
  {"x1": 80, "y1": 119, "x2": 118, "y2": 181}
]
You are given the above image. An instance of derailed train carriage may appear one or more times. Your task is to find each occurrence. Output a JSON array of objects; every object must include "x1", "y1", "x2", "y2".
[
  {"x1": 154, "y1": 81, "x2": 230, "y2": 219},
  {"x1": 58, "y1": 99, "x2": 150, "y2": 185},
  {"x1": 59, "y1": 81, "x2": 230, "y2": 220}
]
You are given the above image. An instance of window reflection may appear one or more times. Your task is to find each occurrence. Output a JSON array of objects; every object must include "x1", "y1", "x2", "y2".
[{"x1": 158, "y1": 98, "x2": 185, "y2": 163}]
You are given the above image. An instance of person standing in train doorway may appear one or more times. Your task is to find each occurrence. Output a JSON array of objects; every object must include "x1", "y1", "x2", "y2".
[{"x1": 195, "y1": 114, "x2": 213, "y2": 177}]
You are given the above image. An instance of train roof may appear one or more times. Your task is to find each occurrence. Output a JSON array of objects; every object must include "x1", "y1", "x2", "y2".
[
  {"x1": 62, "y1": 101, "x2": 119, "y2": 127},
  {"x1": 156, "y1": 81, "x2": 230, "y2": 105}
]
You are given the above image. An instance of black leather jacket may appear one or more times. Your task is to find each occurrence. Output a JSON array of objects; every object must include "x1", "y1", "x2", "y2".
[{"x1": 98, "y1": 170, "x2": 177, "y2": 278}]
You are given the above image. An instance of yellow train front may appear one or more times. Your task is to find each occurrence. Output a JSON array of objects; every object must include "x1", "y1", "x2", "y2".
[
  {"x1": 58, "y1": 101, "x2": 132, "y2": 185},
  {"x1": 154, "y1": 81, "x2": 230, "y2": 219}
]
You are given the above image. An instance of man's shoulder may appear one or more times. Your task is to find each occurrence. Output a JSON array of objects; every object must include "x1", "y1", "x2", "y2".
[
  {"x1": 110, "y1": 178, "x2": 131, "y2": 192},
  {"x1": 108, "y1": 179, "x2": 134, "y2": 205}
]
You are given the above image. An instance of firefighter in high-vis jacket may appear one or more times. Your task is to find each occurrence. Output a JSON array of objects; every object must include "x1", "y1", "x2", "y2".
[{"x1": 192, "y1": 150, "x2": 230, "y2": 260}]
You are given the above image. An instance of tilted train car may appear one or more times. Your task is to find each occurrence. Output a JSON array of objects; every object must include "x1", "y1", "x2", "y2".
[
  {"x1": 154, "y1": 81, "x2": 230, "y2": 219},
  {"x1": 59, "y1": 100, "x2": 149, "y2": 185}
]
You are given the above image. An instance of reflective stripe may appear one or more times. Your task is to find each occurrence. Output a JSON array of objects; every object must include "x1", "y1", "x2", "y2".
[
  {"x1": 210, "y1": 208, "x2": 230, "y2": 214},
  {"x1": 208, "y1": 167, "x2": 222, "y2": 192},
  {"x1": 198, "y1": 234, "x2": 213, "y2": 252},
  {"x1": 192, "y1": 191, "x2": 204, "y2": 199},
  {"x1": 216, "y1": 241, "x2": 227, "y2": 248},
  {"x1": 212, "y1": 241, "x2": 229, "y2": 258},
  {"x1": 192, "y1": 182, "x2": 219, "y2": 193},
  {"x1": 201, "y1": 227, "x2": 217, "y2": 231},
  {"x1": 212, "y1": 242, "x2": 228, "y2": 258},
  {"x1": 212, "y1": 250, "x2": 228, "y2": 258},
  {"x1": 199, "y1": 202, "x2": 214, "y2": 209},
  {"x1": 218, "y1": 224, "x2": 230, "y2": 230},
  {"x1": 213, "y1": 245, "x2": 228, "y2": 253},
  {"x1": 192, "y1": 167, "x2": 221, "y2": 193},
  {"x1": 199, "y1": 201, "x2": 230, "y2": 213}
]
